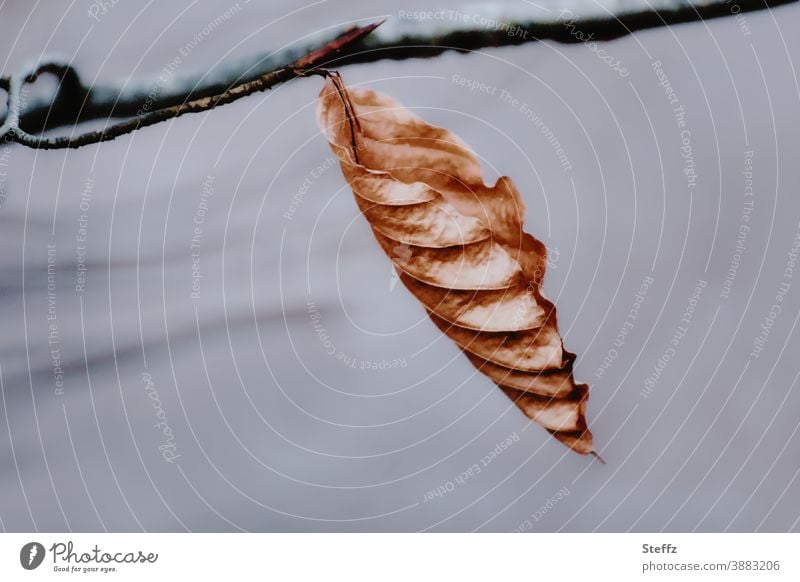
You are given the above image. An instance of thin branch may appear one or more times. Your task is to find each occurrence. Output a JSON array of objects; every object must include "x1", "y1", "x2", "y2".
[
  {"x1": 347, "y1": 0, "x2": 794, "y2": 61},
  {"x1": 0, "y1": 22, "x2": 381, "y2": 149},
  {"x1": 0, "y1": 0, "x2": 793, "y2": 149}
]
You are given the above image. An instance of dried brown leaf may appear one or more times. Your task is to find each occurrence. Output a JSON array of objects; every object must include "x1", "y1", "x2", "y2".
[{"x1": 317, "y1": 74, "x2": 595, "y2": 456}]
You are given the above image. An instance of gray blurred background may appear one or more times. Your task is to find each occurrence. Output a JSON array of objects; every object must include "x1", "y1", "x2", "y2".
[{"x1": 0, "y1": 0, "x2": 799, "y2": 532}]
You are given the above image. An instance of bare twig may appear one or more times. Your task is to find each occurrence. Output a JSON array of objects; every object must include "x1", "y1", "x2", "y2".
[
  {"x1": 0, "y1": 0, "x2": 793, "y2": 149},
  {"x1": 0, "y1": 22, "x2": 381, "y2": 149}
]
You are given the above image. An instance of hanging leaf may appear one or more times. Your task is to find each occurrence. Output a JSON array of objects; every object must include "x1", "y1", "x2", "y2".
[{"x1": 316, "y1": 73, "x2": 595, "y2": 456}]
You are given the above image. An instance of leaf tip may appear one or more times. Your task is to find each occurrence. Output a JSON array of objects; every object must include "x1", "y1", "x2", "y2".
[{"x1": 590, "y1": 451, "x2": 606, "y2": 464}]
